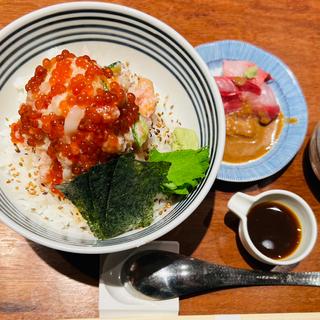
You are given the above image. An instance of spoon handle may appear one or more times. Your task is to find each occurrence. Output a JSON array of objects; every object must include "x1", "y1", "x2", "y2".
[
  {"x1": 205, "y1": 264, "x2": 320, "y2": 288},
  {"x1": 171, "y1": 257, "x2": 320, "y2": 297}
]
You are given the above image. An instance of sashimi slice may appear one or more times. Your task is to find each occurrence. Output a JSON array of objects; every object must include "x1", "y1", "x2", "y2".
[
  {"x1": 214, "y1": 76, "x2": 239, "y2": 97},
  {"x1": 214, "y1": 76, "x2": 242, "y2": 114},
  {"x1": 223, "y1": 60, "x2": 271, "y2": 86},
  {"x1": 242, "y1": 83, "x2": 280, "y2": 124},
  {"x1": 223, "y1": 97, "x2": 243, "y2": 114},
  {"x1": 231, "y1": 77, "x2": 261, "y2": 95},
  {"x1": 223, "y1": 60, "x2": 253, "y2": 77}
]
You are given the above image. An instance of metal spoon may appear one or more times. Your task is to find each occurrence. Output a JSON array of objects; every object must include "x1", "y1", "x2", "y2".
[{"x1": 122, "y1": 250, "x2": 320, "y2": 300}]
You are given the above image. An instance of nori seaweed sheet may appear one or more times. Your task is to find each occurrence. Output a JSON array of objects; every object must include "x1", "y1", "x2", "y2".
[
  {"x1": 57, "y1": 171, "x2": 107, "y2": 239},
  {"x1": 103, "y1": 155, "x2": 170, "y2": 238},
  {"x1": 88, "y1": 157, "x2": 117, "y2": 227},
  {"x1": 58, "y1": 154, "x2": 170, "y2": 239}
]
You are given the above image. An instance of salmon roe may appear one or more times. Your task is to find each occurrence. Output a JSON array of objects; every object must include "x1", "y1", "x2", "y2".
[{"x1": 11, "y1": 50, "x2": 139, "y2": 190}]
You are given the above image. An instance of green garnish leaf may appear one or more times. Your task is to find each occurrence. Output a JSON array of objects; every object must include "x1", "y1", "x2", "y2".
[
  {"x1": 132, "y1": 117, "x2": 149, "y2": 148},
  {"x1": 108, "y1": 61, "x2": 121, "y2": 69},
  {"x1": 107, "y1": 61, "x2": 122, "y2": 75},
  {"x1": 244, "y1": 65, "x2": 258, "y2": 79},
  {"x1": 102, "y1": 80, "x2": 109, "y2": 91},
  {"x1": 148, "y1": 148, "x2": 209, "y2": 195}
]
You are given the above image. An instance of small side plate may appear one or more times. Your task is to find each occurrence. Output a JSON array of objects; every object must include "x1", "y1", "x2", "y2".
[{"x1": 196, "y1": 40, "x2": 308, "y2": 182}]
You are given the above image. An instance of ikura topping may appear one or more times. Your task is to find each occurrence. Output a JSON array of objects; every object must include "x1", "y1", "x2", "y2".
[{"x1": 10, "y1": 50, "x2": 154, "y2": 191}]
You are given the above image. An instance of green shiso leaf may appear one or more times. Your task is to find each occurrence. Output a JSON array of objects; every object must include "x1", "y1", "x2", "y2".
[
  {"x1": 56, "y1": 172, "x2": 107, "y2": 239},
  {"x1": 103, "y1": 155, "x2": 170, "y2": 238},
  {"x1": 148, "y1": 148, "x2": 210, "y2": 195}
]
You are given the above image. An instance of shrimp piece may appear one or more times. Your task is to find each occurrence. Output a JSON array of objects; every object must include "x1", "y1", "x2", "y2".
[
  {"x1": 38, "y1": 151, "x2": 52, "y2": 184},
  {"x1": 102, "y1": 134, "x2": 122, "y2": 154},
  {"x1": 130, "y1": 78, "x2": 158, "y2": 118}
]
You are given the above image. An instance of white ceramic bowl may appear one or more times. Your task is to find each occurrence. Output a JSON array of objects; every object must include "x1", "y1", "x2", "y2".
[
  {"x1": 0, "y1": 2, "x2": 225, "y2": 253},
  {"x1": 228, "y1": 190, "x2": 317, "y2": 265}
]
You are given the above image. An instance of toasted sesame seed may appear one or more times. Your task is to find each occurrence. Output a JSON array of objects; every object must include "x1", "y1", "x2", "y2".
[{"x1": 14, "y1": 144, "x2": 21, "y2": 153}]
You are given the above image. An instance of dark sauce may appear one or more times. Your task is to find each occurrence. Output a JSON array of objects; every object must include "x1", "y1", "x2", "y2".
[{"x1": 247, "y1": 201, "x2": 302, "y2": 260}]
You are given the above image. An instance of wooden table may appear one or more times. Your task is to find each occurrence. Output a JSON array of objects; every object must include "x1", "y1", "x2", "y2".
[{"x1": 1, "y1": 0, "x2": 320, "y2": 319}]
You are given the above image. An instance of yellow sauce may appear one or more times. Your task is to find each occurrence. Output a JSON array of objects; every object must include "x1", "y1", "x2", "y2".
[
  {"x1": 286, "y1": 117, "x2": 298, "y2": 124},
  {"x1": 223, "y1": 112, "x2": 284, "y2": 163}
]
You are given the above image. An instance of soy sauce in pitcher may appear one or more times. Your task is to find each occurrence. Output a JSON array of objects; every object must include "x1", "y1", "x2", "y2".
[{"x1": 247, "y1": 201, "x2": 302, "y2": 260}]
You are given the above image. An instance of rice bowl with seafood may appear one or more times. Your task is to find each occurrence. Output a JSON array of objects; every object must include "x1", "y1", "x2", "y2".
[
  {"x1": 2, "y1": 49, "x2": 177, "y2": 240},
  {"x1": 0, "y1": 2, "x2": 225, "y2": 253}
]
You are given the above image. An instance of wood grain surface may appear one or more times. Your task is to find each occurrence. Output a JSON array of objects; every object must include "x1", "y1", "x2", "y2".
[{"x1": 1, "y1": 0, "x2": 320, "y2": 319}]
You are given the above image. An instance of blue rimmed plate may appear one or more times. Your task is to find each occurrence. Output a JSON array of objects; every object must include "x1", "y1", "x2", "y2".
[{"x1": 196, "y1": 40, "x2": 308, "y2": 182}]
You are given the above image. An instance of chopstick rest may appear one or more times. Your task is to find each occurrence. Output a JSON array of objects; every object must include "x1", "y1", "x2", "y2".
[{"x1": 99, "y1": 241, "x2": 179, "y2": 319}]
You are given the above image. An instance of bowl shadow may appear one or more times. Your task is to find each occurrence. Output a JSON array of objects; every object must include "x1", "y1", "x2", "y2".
[
  {"x1": 160, "y1": 189, "x2": 215, "y2": 256},
  {"x1": 303, "y1": 141, "x2": 320, "y2": 202},
  {"x1": 28, "y1": 240, "x2": 100, "y2": 287},
  {"x1": 28, "y1": 189, "x2": 215, "y2": 284}
]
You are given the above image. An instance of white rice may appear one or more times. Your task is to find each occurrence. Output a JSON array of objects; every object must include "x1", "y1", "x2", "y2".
[{"x1": 0, "y1": 116, "x2": 95, "y2": 239}]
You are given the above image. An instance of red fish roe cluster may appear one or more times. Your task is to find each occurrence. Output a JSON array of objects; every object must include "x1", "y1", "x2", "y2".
[{"x1": 11, "y1": 50, "x2": 139, "y2": 190}]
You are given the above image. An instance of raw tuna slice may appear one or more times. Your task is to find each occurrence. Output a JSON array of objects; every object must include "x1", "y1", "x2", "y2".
[
  {"x1": 214, "y1": 76, "x2": 242, "y2": 114},
  {"x1": 223, "y1": 95, "x2": 243, "y2": 114},
  {"x1": 232, "y1": 77, "x2": 261, "y2": 95},
  {"x1": 243, "y1": 83, "x2": 280, "y2": 124},
  {"x1": 214, "y1": 76, "x2": 239, "y2": 97}
]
